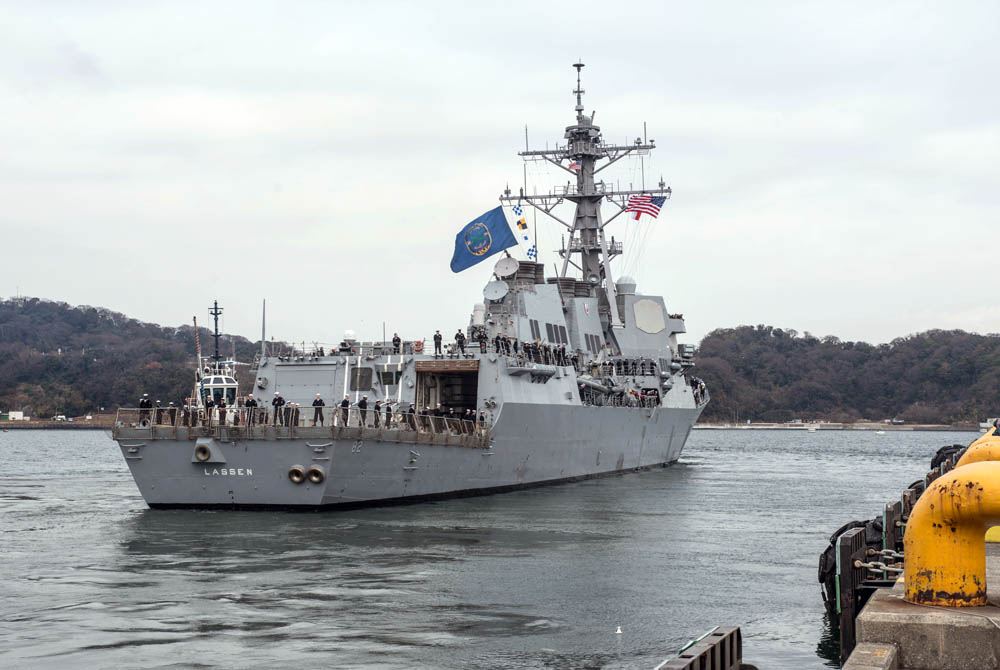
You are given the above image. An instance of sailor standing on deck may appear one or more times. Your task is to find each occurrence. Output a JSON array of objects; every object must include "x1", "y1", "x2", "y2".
[
  {"x1": 312, "y1": 394, "x2": 325, "y2": 426},
  {"x1": 358, "y1": 395, "x2": 369, "y2": 426},
  {"x1": 433, "y1": 330, "x2": 443, "y2": 357},
  {"x1": 138, "y1": 394, "x2": 152, "y2": 423},
  {"x1": 218, "y1": 397, "x2": 227, "y2": 425},
  {"x1": 373, "y1": 399, "x2": 382, "y2": 427},
  {"x1": 204, "y1": 395, "x2": 215, "y2": 427},
  {"x1": 384, "y1": 400, "x2": 393, "y2": 428},
  {"x1": 340, "y1": 394, "x2": 350, "y2": 426},
  {"x1": 245, "y1": 394, "x2": 258, "y2": 427},
  {"x1": 392, "y1": 333, "x2": 401, "y2": 353},
  {"x1": 272, "y1": 392, "x2": 285, "y2": 426},
  {"x1": 455, "y1": 329, "x2": 466, "y2": 356}
]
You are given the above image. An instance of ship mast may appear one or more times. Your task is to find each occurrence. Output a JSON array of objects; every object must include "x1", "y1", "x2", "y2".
[
  {"x1": 500, "y1": 62, "x2": 670, "y2": 328},
  {"x1": 208, "y1": 300, "x2": 223, "y2": 363}
]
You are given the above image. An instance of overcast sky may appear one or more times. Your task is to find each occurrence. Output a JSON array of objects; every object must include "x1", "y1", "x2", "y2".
[{"x1": 2, "y1": 1, "x2": 998, "y2": 348}]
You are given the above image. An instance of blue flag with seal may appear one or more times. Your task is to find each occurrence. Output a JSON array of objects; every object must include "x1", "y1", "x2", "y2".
[{"x1": 450, "y1": 206, "x2": 518, "y2": 272}]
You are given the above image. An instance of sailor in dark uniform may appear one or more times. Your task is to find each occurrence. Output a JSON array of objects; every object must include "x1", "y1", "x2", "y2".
[
  {"x1": 340, "y1": 395, "x2": 350, "y2": 426},
  {"x1": 218, "y1": 397, "x2": 227, "y2": 425},
  {"x1": 384, "y1": 400, "x2": 393, "y2": 428},
  {"x1": 272, "y1": 392, "x2": 285, "y2": 426},
  {"x1": 373, "y1": 399, "x2": 382, "y2": 428},
  {"x1": 392, "y1": 333, "x2": 402, "y2": 353},
  {"x1": 312, "y1": 394, "x2": 325, "y2": 426},
  {"x1": 433, "y1": 330, "x2": 443, "y2": 357},
  {"x1": 204, "y1": 395, "x2": 215, "y2": 427},
  {"x1": 138, "y1": 394, "x2": 151, "y2": 423},
  {"x1": 463, "y1": 408, "x2": 473, "y2": 433},
  {"x1": 432, "y1": 404, "x2": 444, "y2": 432},
  {"x1": 245, "y1": 394, "x2": 258, "y2": 427},
  {"x1": 455, "y1": 330, "x2": 466, "y2": 356},
  {"x1": 358, "y1": 395, "x2": 369, "y2": 426}
]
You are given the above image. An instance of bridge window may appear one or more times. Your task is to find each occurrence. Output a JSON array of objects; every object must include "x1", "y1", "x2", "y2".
[
  {"x1": 379, "y1": 370, "x2": 402, "y2": 386},
  {"x1": 350, "y1": 367, "x2": 373, "y2": 391},
  {"x1": 545, "y1": 323, "x2": 555, "y2": 342}
]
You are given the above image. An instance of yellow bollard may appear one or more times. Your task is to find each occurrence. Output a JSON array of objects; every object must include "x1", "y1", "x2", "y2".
[
  {"x1": 955, "y1": 436, "x2": 1000, "y2": 469},
  {"x1": 969, "y1": 429, "x2": 999, "y2": 449},
  {"x1": 904, "y1": 461, "x2": 1000, "y2": 606}
]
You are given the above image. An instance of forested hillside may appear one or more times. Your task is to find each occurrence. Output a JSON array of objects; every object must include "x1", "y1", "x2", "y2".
[
  {"x1": 695, "y1": 325, "x2": 1000, "y2": 424},
  {"x1": 0, "y1": 298, "x2": 260, "y2": 417},
  {"x1": 2, "y1": 299, "x2": 998, "y2": 423}
]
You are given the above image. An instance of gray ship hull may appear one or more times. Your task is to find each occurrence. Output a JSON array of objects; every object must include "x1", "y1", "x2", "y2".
[{"x1": 117, "y1": 403, "x2": 702, "y2": 510}]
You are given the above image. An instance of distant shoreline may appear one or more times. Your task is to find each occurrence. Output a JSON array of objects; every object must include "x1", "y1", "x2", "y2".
[
  {"x1": 1, "y1": 418, "x2": 114, "y2": 430},
  {"x1": 694, "y1": 422, "x2": 981, "y2": 432}
]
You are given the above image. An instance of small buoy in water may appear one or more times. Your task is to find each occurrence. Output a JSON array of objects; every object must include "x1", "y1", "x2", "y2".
[{"x1": 615, "y1": 626, "x2": 622, "y2": 634}]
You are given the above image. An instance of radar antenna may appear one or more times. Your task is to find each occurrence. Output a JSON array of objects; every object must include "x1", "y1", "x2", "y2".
[{"x1": 498, "y1": 63, "x2": 671, "y2": 329}]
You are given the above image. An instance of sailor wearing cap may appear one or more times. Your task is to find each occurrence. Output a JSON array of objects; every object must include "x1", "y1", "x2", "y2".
[
  {"x1": 312, "y1": 393, "x2": 325, "y2": 426},
  {"x1": 340, "y1": 394, "x2": 350, "y2": 426},
  {"x1": 245, "y1": 394, "x2": 258, "y2": 427},
  {"x1": 138, "y1": 393, "x2": 152, "y2": 422},
  {"x1": 358, "y1": 395, "x2": 369, "y2": 427},
  {"x1": 272, "y1": 392, "x2": 285, "y2": 426}
]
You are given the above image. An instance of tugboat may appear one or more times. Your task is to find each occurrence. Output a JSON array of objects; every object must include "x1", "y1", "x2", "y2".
[{"x1": 112, "y1": 63, "x2": 709, "y2": 509}]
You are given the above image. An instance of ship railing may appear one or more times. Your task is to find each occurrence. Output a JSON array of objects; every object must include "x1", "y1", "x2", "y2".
[
  {"x1": 502, "y1": 350, "x2": 574, "y2": 368},
  {"x1": 112, "y1": 407, "x2": 491, "y2": 448},
  {"x1": 695, "y1": 389, "x2": 710, "y2": 408},
  {"x1": 579, "y1": 394, "x2": 661, "y2": 409},
  {"x1": 268, "y1": 340, "x2": 436, "y2": 360}
]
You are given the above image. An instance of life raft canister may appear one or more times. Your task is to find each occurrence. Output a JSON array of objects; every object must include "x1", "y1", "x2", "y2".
[{"x1": 413, "y1": 340, "x2": 424, "y2": 353}]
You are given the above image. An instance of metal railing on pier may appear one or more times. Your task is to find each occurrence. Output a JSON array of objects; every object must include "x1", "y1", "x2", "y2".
[{"x1": 112, "y1": 407, "x2": 491, "y2": 449}]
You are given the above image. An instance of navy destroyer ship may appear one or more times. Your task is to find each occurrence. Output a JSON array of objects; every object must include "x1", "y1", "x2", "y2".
[{"x1": 112, "y1": 64, "x2": 709, "y2": 509}]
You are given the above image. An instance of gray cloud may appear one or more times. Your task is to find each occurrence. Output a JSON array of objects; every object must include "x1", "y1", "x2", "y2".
[{"x1": 1, "y1": 1, "x2": 997, "y2": 348}]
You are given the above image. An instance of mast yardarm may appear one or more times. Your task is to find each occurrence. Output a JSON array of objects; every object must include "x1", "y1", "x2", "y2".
[{"x1": 499, "y1": 62, "x2": 671, "y2": 329}]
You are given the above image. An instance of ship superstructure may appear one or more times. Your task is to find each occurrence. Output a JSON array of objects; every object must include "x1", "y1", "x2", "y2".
[{"x1": 112, "y1": 64, "x2": 709, "y2": 509}]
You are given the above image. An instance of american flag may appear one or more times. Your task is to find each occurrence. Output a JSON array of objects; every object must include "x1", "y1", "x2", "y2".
[
  {"x1": 568, "y1": 159, "x2": 582, "y2": 172},
  {"x1": 625, "y1": 195, "x2": 667, "y2": 220}
]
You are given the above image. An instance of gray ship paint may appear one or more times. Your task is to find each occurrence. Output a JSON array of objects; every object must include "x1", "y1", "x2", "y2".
[{"x1": 113, "y1": 63, "x2": 708, "y2": 509}]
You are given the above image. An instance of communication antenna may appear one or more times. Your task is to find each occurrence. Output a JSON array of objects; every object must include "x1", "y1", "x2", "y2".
[
  {"x1": 483, "y1": 280, "x2": 510, "y2": 301},
  {"x1": 499, "y1": 62, "x2": 668, "y2": 329},
  {"x1": 208, "y1": 300, "x2": 223, "y2": 362},
  {"x1": 494, "y1": 257, "x2": 518, "y2": 278},
  {"x1": 261, "y1": 299, "x2": 266, "y2": 359},
  {"x1": 192, "y1": 316, "x2": 202, "y2": 407}
]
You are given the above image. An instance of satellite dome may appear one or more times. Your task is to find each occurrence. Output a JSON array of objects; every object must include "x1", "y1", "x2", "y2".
[
  {"x1": 343, "y1": 329, "x2": 356, "y2": 341},
  {"x1": 616, "y1": 276, "x2": 637, "y2": 295}
]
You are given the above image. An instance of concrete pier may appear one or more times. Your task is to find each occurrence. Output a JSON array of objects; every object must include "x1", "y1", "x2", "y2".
[{"x1": 844, "y1": 545, "x2": 1000, "y2": 669}]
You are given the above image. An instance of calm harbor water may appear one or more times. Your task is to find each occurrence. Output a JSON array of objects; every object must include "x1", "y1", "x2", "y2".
[{"x1": 0, "y1": 428, "x2": 978, "y2": 669}]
